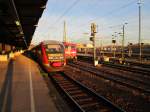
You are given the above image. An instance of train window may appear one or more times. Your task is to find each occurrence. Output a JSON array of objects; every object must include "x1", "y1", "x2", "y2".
[
  {"x1": 71, "y1": 46, "x2": 76, "y2": 50},
  {"x1": 67, "y1": 46, "x2": 71, "y2": 50},
  {"x1": 38, "y1": 49, "x2": 41, "y2": 55},
  {"x1": 33, "y1": 49, "x2": 36, "y2": 53},
  {"x1": 65, "y1": 45, "x2": 71, "y2": 51},
  {"x1": 65, "y1": 45, "x2": 69, "y2": 49},
  {"x1": 46, "y1": 44, "x2": 64, "y2": 53}
]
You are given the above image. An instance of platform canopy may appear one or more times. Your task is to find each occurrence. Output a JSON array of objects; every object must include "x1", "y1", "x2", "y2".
[{"x1": 0, "y1": 0, "x2": 48, "y2": 49}]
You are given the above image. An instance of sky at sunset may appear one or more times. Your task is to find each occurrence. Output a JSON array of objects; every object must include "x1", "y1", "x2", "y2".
[{"x1": 32, "y1": 0, "x2": 150, "y2": 46}]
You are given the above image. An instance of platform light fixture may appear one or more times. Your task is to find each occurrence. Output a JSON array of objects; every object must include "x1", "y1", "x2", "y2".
[
  {"x1": 40, "y1": 5, "x2": 46, "y2": 9},
  {"x1": 20, "y1": 31, "x2": 23, "y2": 35},
  {"x1": 15, "y1": 20, "x2": 20, "y2": 26},
  {"x1": 34, "y1": 24, "x2": 38, "y2": 27}
]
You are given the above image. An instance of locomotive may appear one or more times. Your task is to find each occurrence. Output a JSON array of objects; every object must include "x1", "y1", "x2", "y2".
[
  {"x1": 63, "y1": 42, "x2": 77, "y2": 62},
  {"x1": 30, "y1": 40, "x2": 65, "y2": 72}
]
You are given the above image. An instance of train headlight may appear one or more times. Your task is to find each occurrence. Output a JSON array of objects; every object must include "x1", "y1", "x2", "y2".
[
  {"x1": 49, "y1": 57, "x2": 54, "y2": 59},
  {"x1": 49, "y1": 56, "x2": 64, "y2": 60}
]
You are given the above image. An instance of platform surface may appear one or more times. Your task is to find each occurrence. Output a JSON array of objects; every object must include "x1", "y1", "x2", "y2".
[{"x1": 0, "y1": 55, "x2": 59, "y2": 112}]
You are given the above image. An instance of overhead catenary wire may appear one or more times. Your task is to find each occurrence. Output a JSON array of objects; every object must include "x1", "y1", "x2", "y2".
[
  {"x1": 32, "y1": 0, "x2": 59, "y2": 44},
  {"x1": 65, "y1": 0, "x2": 105, "y2": 25},
  {"x1": 52, "y1": 0, "x2": 81, "y2": 25},
  {"x1": 67, "y1": 0, "x2": 139, "y2": 45},
  {"x1": 40, "y1": 0, "x2": 137, "y2": 38},
  {"x1": 71, "y1": 0, "x2": 138, "y2": 34},
  {"x1": 44, "y1": 0, "x2": 103, "y2": 40},
  {"x1": 34, "y1": 0, "x2": 149, "y2": 45},
  {"x1": 40, "y1": 0, "x2": 59, "y2": 27},
  {"x1": 47, "y1": 0, "x2": 107, "y2": 34},
  {"x1": 43, "y1": 0, "x2": 81, "y2": 37},
  {"x1": 51, "y1": 0, "x2": 137, "y2": 41}
]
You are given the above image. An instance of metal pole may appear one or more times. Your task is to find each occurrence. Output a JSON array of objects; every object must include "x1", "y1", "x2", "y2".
[
  {"x1": 122, "y1": 25, "x2": 125, "y2": 60},
  {"x1": 112, "y1": 33, "x2": 117, "y2": 58},
  {"x1": 138, "y1": 0, "x2": 142, "y2": 62},
  {"x1": 93, "y1": 32, "x2": 96, "y2": 65},
  {"x1": 91, "y1": 23, "x2": 97, "y2": 66},
  {"x1": 112, "y1": 37, "x2": 116, "y2": 58},
  {"x1": 63, "y1": 21, "x2": 67, "y2": 42},
  {"x1": 114, "y1": 43, "x2": 115, "y2": 58}
]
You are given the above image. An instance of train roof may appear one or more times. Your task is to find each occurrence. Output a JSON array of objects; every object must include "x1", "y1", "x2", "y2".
[
  {"x1": 41, "y1": 40, "x2": 64, "y2": 45},
  {"x1": 30, "y1": 40, "x2": 64, "y2": 50},
  {"x1": 63, "y1": 42, "x2": 76, "y2": 46}
]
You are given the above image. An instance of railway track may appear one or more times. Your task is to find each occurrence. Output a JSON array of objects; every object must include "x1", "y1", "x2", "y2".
[
  {"x1": 77, "y1": 59, "x2": 150, "y2": 84},
  {"x1": 74, "y1": 61, "x2": 150, "y2": 86},
  {"x1": 77, "y1": 56, "x2": 150, "y2": 76},
  {"x1": 50, "y1": 72, "x2": 124, "y2": 112},
  {"x1": 102, "y1": 62, "x2": 150, "y2": 76},
  {"x1": 68, "y1": 62, "x2": 150, "y2": 94},
  {"x1": 125, "y1": 60, "x2": 150, "y2": 69}
]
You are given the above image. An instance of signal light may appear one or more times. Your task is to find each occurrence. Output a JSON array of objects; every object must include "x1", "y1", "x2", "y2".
[
  {"x1": 112, "y1": 39, "x2": 116, "y2": 44},
  {"x1": 52, "y1": 62, "x2": 62, "y2": 67},
  {"x1": 91, "y1": 33, "x2": 94, "y2": 36},
  {"x1": 90, "y1": 37, "x2": 94, "y2": 41}
]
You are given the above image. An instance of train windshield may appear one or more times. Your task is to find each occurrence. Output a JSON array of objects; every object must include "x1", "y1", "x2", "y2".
[
  {"x1": 65, "y1": 45, "x2": 76, "y2": 50},
  {"x1": 71, "y1": 46, "x2": 76, "y2": 50},
  {"x1": 45, "y1": 44, "x2": 64, "y2": 53}
]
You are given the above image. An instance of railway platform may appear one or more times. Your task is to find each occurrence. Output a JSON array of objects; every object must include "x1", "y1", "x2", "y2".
[{"x1": 0, "y1": 54, "x2": 59, "y2": 112}]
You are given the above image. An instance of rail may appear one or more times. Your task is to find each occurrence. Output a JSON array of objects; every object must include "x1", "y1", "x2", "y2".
[
  {"x1": 68, "y1": 62, "x2": 150, "y2": 94},
  {"x1": 49, "y1": 72, "x2": 125, "y2": 112}
]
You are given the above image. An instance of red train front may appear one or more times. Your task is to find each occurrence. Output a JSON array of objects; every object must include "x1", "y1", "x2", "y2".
[
  {"x1": 31, "y1": 40, "x2": 65, "y2": 72},
  {"x1": 63, "y1": 42, "x2": 77, "y2": 62}
]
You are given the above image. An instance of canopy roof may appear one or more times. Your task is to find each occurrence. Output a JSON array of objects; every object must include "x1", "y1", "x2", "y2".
[{"x1": 0, "y1": 0, "x2": 48, "y2": 49}]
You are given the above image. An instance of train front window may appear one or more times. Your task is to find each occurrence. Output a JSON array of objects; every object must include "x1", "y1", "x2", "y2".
[
  {"x1": 65, "y1": 45, "x2": 75, "y2": 50},
  {"x1": 45, "y1": 44, "x2": 64, "y2": 53},
  {"x1": 71, "y1": 46, "x2": 76, "y2": 50}
]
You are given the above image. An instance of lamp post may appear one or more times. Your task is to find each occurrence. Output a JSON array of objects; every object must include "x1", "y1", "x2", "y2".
[{"x1": 138, "y1": 0, "x2": 143, "y2": 62}]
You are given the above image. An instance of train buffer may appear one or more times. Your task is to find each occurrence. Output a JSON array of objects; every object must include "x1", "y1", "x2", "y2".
[{"x1": 0, "y1": 54, "x2": 58, "y2": 112}]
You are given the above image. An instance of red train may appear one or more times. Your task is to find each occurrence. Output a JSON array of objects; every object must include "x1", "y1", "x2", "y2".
[
  {"x1": 63, "y1": 42, "x2": 77, "y2": 62},
  {"x1": 30, "y1": 40, "x2": 65, "y2": 72}
]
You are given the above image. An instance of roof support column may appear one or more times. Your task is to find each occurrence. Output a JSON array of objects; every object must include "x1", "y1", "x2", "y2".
[{"x1": 2, "y1": 43, "x2": 6, "y2": 54}]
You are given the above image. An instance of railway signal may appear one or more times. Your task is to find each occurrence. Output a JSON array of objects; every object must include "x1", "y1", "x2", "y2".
[
  {"x1": 90, "y1": 23, "x2": 98, "y2": 66},
  {"x1": 90, "y1": 37, "x2": 94, "y2": 41},
  {"x1": 112, "y1": 38, "x2": 116, "y2": 58},
  {"x1": 128, "y1": 43, "x2": 133, "y2": 57}
]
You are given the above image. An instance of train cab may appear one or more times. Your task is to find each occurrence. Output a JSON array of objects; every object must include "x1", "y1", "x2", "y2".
[
  {"x1": 31, "y1": 40, "x2": 65, "y2": 72},
  {"x1": 63, "y1": 42, "x2": 77, "y2": 62}
]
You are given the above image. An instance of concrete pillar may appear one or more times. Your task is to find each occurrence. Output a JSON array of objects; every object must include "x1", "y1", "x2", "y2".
[
  {"x1": 11, "y1": 45, "x2": 13, "y2": 50},
  {"x1": 2, "y1": 43, "x2": 5, "y2": 54},
  {"x1": 0, "y1": 44, "x2": 7, "y2": 61},
  {"x1": 0, "y1": 43, "x2": 2, "y2": 53}
]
